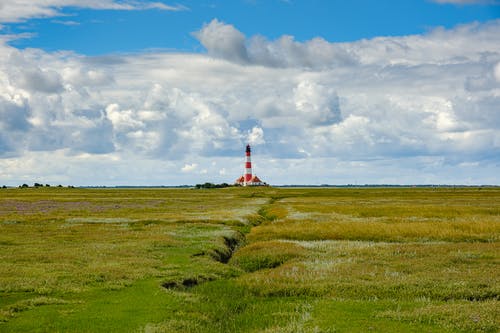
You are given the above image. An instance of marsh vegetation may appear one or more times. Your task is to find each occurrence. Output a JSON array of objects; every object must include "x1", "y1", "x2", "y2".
[{"x1": 0, "y1": 187, "x2": 498, "y2": 332}]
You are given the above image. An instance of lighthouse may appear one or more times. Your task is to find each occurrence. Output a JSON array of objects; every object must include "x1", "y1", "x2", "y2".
[
  {"x1": 244, "y1": 144, "x2": 252, "y2": 184},
  {"x1": 235, "y1": 144, "x2": 267, "y2": 186}
]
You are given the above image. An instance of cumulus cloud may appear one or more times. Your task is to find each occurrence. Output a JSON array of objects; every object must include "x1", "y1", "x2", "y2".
[
  {"x1": 193, "y1": 19, "x2": 249, "y2": 64},
  {"x1": 193, "y1": 19, "x2": 500, "y2": 69},
  {"x1": 247, "y1": 127, "x2": 265, "y2": 145},
  {"x1": 0, "y1": 96, "x2": 31, "y2": 155},
  {"x1": 293, "y1": 81, "x2": 341, "y2": 125},
  {"x1": 0, "y1": 20, "x2": 499, "y2": 185},
  {"x1": 15, "y1": 68, "x2": 64, "y2": 94},
  {"x1": 193, "y1": 19, "x2": 358, "y2": 68}
]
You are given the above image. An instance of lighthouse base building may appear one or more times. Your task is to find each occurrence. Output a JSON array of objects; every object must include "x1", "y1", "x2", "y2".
[
  {"x1": 234, "y1": 175, "x2": 266, "y2": 186},
  {"x1": 234, "y1": 144, "x2": 268, "y2": 187}
]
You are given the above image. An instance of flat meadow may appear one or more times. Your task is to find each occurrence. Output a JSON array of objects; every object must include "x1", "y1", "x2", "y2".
[{"x1": 0, "y1": 187, "x2": 498, "y2": 332}]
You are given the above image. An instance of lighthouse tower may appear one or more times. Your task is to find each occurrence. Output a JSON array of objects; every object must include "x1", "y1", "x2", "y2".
[
  {"x1": 244, "y1": 144, "x2": 252, "y2": 185},
  {"x1": 235, "y1": 144, "x2": 267, "y2": 186}
]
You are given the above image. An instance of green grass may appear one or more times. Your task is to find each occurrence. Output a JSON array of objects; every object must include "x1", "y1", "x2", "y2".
[
  {"x1": 0, "y1": 187, "x2": 498, "y2": 332},
  {"x1": 1, "y1": 279, "x2": 179, "y2": 332}
]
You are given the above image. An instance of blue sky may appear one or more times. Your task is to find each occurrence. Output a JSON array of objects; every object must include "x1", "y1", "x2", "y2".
[
  {"x1": 0, "y1": 0, "x2": 499, "y2": 186},
  {"x1": 5, "y1": 0, "x2": 500, "y2": 55}
]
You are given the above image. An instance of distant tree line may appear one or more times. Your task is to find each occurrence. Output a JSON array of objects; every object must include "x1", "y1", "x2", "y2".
[
  {"x1": 195, "y1": 182, "x2": 232, "y2": 189},
  {"x1": 0, "y1": 183, "x2": 75, "y2": 189}
]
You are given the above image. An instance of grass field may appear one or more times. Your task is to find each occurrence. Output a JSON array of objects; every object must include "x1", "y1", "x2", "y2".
[{"x1": 0, "y1": 187, "x2": 498, "y2": 332}]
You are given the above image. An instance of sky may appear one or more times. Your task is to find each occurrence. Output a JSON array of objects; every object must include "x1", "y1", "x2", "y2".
[{"x1": 0, "y1": 0, "x2": 499, "y2": 186}]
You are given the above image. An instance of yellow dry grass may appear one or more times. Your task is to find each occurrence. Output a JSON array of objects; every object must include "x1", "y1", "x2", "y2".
[{"x1": 249, "y1": 219, "x2": 499, "y2": 242}]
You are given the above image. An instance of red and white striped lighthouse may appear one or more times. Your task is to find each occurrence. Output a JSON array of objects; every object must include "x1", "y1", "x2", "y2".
[
  {"x1": 234, "y1": 144, "x2": 267, "y2": 186},
  {"x1": 244, "y1": 144, "x2": 252, "y2": 185}
]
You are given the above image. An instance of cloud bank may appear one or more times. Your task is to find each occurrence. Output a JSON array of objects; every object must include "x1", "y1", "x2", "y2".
[{"x1": 0, "y1": 19, "x2": 499, "y2": 185}]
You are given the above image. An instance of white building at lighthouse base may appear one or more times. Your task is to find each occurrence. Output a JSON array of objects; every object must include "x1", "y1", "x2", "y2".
[{"x1": 234, "y1": 175, "x2": 267, "y2": 186}]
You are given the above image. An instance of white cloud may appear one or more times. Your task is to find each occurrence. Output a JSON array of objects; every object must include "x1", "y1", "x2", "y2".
[
  {"x1": 105, "y1": 104, "x2": 144, "y2": 132},
  {"x1": 181, "y1": 163, "x2": 197, "y2": 172},
  {"x1": 143, "y1": 2, "x2": 188, "y2": 11},
  {"x1": 293, "y1": 81, "x2": 340, "y2": 125},
  {"x1": 14, "y1": 68, "x2": 64, "y2": 94},
  {"x1": 0, "y1": 20, "x2": 499, "y2": 185},
  {"x1": 0, "y1": 0, "x2": 187, "y2": 23},
  {"x1": 247, "y1": 127, "x2": 265, "y2": 145},
  {"x1": 51, "y1": 20, "x2": 80, "y2": 26},
  {"x1": 193, "y1": 19, "x2": 357, "y2": 68},
  {"x1": 193, "y1": 19, "x2": 249, "y2": 64},
  {"x1": 194, "y1": 19, "x2": 500, "y2": 68}
]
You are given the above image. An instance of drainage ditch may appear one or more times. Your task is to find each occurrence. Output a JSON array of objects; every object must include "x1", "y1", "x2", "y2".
[{"x1": 161, "y1": 197, "x2": 281, "y2": 290}]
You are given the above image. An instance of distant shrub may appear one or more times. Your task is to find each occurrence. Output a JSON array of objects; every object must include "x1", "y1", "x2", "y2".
[{"x1": 195, "y1": 182, "x2": 231, "y2": 189}]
